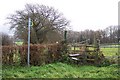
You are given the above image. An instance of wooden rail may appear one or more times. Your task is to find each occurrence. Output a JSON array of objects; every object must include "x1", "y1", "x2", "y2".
[{"x1": 68, "y1": 41, "x2": 101, "y2": 64}]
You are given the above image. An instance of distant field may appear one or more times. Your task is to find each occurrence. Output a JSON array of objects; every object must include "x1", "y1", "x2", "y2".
[
  {"x1": 70, "y1": 45, "x2": 118, "y2": 57},
  {"x1": 2, "y1": 62, "x2": 119, "y2": 78},
  {"x1": 100, "y1": 44, "x2": 119, "y2": 48},
  {"x1": 100, "y1": 48, "x2": 118, "y2": 57},
  {"x1": 15, "y1": 41, "x2": 23, "y2": 45}
]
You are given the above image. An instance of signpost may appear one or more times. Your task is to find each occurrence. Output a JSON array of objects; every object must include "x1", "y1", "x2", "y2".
[{"x1": 28, "y1": 17, "x2": 31, "y2": 66}]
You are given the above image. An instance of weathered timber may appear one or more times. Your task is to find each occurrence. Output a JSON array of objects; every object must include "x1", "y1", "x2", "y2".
[{"x1": 69, "y1": 54, "x2": 80, "y2": 57}]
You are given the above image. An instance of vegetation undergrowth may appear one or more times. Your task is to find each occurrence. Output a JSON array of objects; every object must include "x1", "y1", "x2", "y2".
[{"x1": 2, "y1": 62, "x2": 119, "y2": 78}]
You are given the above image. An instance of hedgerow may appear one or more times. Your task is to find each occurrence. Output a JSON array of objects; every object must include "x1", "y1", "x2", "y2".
[{"x1": 2, "y1": 43, "x2": 63, "y2": 66}]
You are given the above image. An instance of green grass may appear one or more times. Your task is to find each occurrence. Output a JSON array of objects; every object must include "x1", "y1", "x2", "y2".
[
  {"x1": 70, "y1": 47, "x2": 94, "y2": 51},
  {"x1": 100, "y1": 48, "x2": 118, "y2": 57},
  {"x1": 71, "y1": 47, "x2": 80, "y2": 50},
  {"x1": 2, "y1": 62, "x2": 119, "y2": 78},
  {"x1": 100, "y1": 44, "x2": 119, "y2": 48},
  {"x1": 15, "y1": 41, "x2": 23, "y2": 45},
  {"x1": 70, "y1": 46, "x2": 118, "y2": 57}
]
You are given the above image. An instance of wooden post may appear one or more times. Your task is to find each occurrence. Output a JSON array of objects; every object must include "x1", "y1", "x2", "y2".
[
  {"x1": 62, "y1": 30, "x2": 68, "y2": 54},
  {"x1": 94, "y1": 38, "x2": 101, "y2": 64},
  {"x1": 73, "y1": 40, "x2": 75, "y2": 53},
  {"x1": 74, "y1": 45, "x2": 75, "y2": 54},
  {"x1": 64, "y1": 30, "x2": 67, "y2": 42},
  {"x1": 84, "y1": 43, "x2": 87, "y2": 64},
  {"x1": 96, "y1": 39, "x2": 100, "y2": 51}
]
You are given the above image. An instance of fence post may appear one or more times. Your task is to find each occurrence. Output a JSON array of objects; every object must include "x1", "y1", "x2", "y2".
[
  {"x1": 64, "y1": 30, "x2": 68, "y2": 53},
  {"x1": 84, "y1": 41, "x2": 87, "y2": 64},
  {"x1": 64, "y1": 30, "x2": 67, "y2": 42},
  {"x1": 94, "y1": 38, "x2": 100, "y2": 64}
]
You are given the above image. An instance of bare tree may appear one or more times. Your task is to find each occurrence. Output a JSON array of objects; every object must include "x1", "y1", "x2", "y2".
[{"x1": 7, "y1": 4, "x2": 69, "y2": 44}]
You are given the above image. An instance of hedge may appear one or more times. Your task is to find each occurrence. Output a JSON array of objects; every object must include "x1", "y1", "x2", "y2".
[{"x1": 2, "y1": 43, "x2": 63, "y2": 66}]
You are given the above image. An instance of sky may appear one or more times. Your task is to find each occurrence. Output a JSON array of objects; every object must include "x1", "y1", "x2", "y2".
[{"x1": 0, "y1": 0, "x2": 119, "y2": 35}]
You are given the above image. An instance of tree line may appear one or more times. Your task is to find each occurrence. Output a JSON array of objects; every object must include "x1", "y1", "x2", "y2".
[
  {"x1": 2, "y1": 25, "x2": 118, "y2": 45},
  {"x1": 67, "y1": 26, "x2": 119, "y2": 44},
  {"x1": 1, "y1": 4, "x2": 119, "y2": 45}
]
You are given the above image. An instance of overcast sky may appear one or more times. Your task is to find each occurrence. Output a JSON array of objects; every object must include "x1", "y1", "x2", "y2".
[{"x1": 0, "y1": 0, "x2": 119, "y2": 35}]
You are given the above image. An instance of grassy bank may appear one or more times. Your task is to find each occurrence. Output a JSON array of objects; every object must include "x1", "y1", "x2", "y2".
[{"x1": 2, "y1": 62, "x2": 119, "y2": 78}]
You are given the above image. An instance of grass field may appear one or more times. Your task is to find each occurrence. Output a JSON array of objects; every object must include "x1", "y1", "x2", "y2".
[
  {"x1": 2, "y1": 62, "x2": 119, "y2": 78},
  {"x1": 70, "y1": 46, "x2": 118, "y2": 57},
  {"x1": 100, "y1": 48, "x2": 118, "y2": 57},
  {"x1": 100, "y1": 44, "x2": 118, "y2": 48}
]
